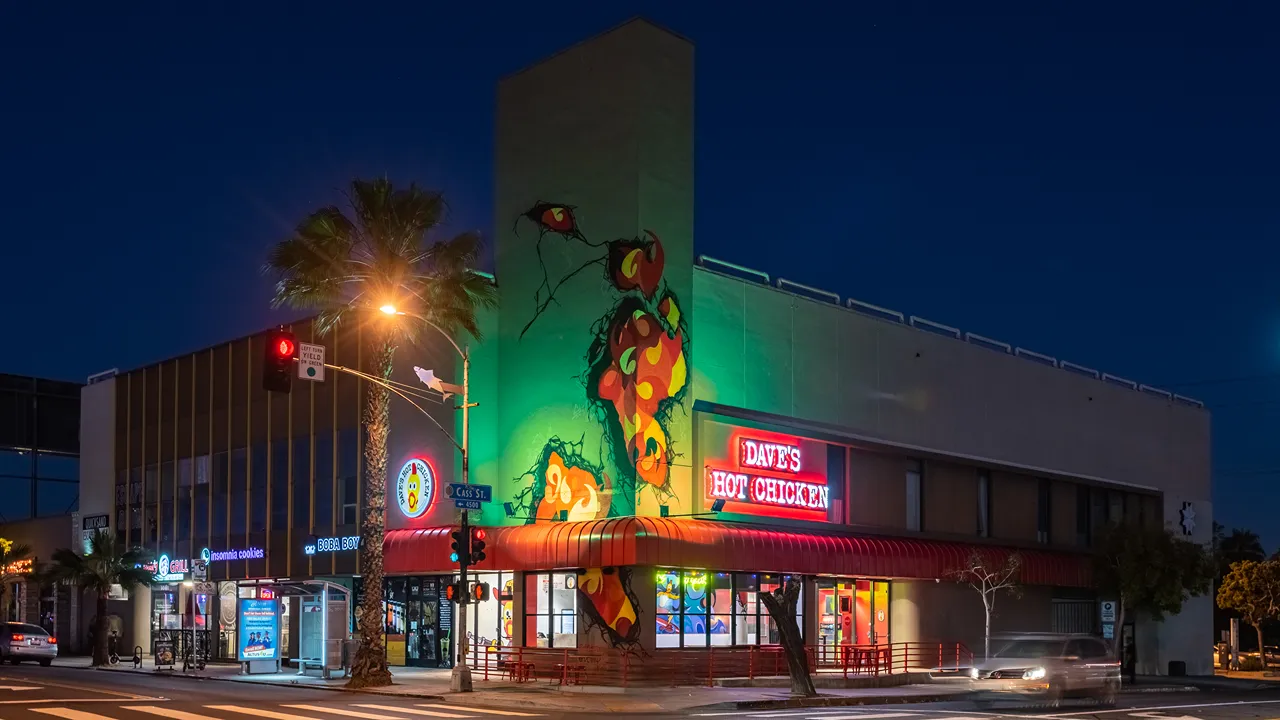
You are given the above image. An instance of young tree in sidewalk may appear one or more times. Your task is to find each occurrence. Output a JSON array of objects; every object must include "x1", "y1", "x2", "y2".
[
  {"x1": 948, "y1": 550, "x2": 1022, "y2": 659},
  {"x1": 1217, "y1": 560, "x2": 1280, "y2": 664},
  {"x1": 45, "y1": 531, "x2": 153, "y2": 666},
  {"x1": 759, "y1": 580, "x2": 816, "y2": 697},
  {"x1": 265, "y1": 178, "x2": 497, "y2": 688},
  {"x1": 1094, "y1": 523, "x2": 1213, "y2": 660}
]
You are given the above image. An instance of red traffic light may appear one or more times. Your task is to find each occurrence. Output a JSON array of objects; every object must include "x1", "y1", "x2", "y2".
[
  {"x1": 473, "y1": 528, "x2": 486, "y2": 541},
  {"x1": 276, "y1": 337, "x2": 296, "y2": 358}
]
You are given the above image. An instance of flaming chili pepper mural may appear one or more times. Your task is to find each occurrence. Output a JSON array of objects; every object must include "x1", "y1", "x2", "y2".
[
  {"x1": 509, "y1": 437, "x2": 612, "y2": 523},
  {"x1": 509, "y1": 203, "x2": 690, "y2": 521},
  {"x1": 578, "y1": 567, "x2": 642, "y2": 650}
]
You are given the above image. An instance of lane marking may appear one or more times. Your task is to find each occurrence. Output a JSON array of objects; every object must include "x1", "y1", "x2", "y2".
[
  {"x1": 416, "y1": 705, "x2": 546, "y2": 717},
  {"x1": 32, "y1": 709, "x2": 117, "y2": 720},
  {"x1": 1042, "y1": 700, "x2": 1280, "y2": 717},
  {"x1": 0, "y1": 698, "x2": 162, "y2": 705},
  {"x1": 127, "y1": 705, "x2": 228, "y2": 720},
  {"x1": 0, "y1": 685, "x2": 40, "y2": 691},
  {"x1": 285, "y1": 707, "x2": 426, "y2": 720},
  {"x1": 0, "y1": 675, "x2": 157, "y2": 699},
  {"x1": 208, "y1": 706, "x2": 326, "y2": 720},
  {"x1": 351, "y1": 704, "x2": 475, "y2": 718}
]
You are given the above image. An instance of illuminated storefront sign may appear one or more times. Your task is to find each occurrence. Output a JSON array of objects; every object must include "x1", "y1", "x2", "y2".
[
  {"x1": 395, "y1": 457, "x2": 437, "y2": 519},
  {"x1": 707, "y1": 469, "x2": 829, "y2": 510},
  {"x1": 703, "y1": 429, "x2": 830, "y2": 522},
  {"x1": 208, "y1": 547, "x2": 265, "y2": 562},
  {"x1": 740, "y1": 439, "x2": 802, "y2": 473},
  {"x1": 149, "y1": 554, "x2": 187, "y2": 582},
  {"x1": 303, "y1": 535, "x2": 361, "y2": 555}
]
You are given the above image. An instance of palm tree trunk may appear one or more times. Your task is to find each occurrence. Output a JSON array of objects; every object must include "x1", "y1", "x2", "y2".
[
  {"x1": 93, "y1": 593, "x2": 109, "y2": 666},
  {"x1": 348, "y1": 339, "x2": 395, "y2": 688}
]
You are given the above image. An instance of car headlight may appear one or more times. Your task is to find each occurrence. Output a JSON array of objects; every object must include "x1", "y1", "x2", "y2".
[
  {"x1": 1023, "y1": 667, "x2": 1047, "y2": 680},
  {"x1": 969, "y1": 667, "x2": 980, "y2": 679}
]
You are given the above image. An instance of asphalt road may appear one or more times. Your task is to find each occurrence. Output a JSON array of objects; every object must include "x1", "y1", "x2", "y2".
[
  {"x1": 687, "y1": 692, "x2": 1280, "y2": 720},
  {"x1": 1, "y1": 665, "x2": 1280, "y2": 720}
]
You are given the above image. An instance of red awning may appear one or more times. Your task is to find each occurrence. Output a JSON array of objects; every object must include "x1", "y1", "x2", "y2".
[{"x1": 384, "y1": 518, "x2": 1091, "y2": 588}]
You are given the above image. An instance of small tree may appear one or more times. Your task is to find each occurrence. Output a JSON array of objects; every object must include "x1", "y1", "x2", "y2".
[
  {"x1": 1094, "y1": 523, "x2": 1213, "y2": 660},
  {"x1": 0, "y1": 538, "x2": 33, "y2": 622},
  {"x1": 46, "y1": 531, "x2": 153, "y2": 666},
  {"x1": 949, "y1": 550, "x2": 1022, "y2": 658},
  {"x1": 1217, "y1": 559, "x2": 1280, "y2": 663},
  {"x1": 758, "y1": 580, "x2": 816, "y2": 697}
]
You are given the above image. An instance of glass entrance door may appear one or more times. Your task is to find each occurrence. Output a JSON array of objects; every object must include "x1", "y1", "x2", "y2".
[
  {"x1": 404, "y1": 577, "x2": 440, "y2": 667},
  {"x1": 818, "y1": 578, "x2": 890, "y2": 664}
]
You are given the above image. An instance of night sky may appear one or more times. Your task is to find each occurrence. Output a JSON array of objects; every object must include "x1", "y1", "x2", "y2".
[{"x1": 3, "y1": 3, "x2": 1277, "y2": 543}]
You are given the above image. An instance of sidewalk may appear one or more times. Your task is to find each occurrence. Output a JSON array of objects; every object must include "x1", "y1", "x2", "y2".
[{"x1": 51, "y1": 656, "x2": 974, "y2": 713}]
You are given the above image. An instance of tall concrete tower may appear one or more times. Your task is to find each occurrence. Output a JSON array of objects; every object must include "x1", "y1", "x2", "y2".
[{"x1": 491, "y1": 19, "x2": 695, "y2": 524}]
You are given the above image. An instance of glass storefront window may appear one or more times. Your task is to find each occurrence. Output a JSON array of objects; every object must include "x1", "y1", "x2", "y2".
[
  {"x1": 657, "y1": 569, "x2": 805, "y2": 649},
  {"x1": 523, "y1": 572, "x2": 576, "y2": 648}
]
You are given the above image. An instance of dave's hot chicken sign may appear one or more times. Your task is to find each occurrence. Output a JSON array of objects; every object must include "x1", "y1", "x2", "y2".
[{"x1": 703, "y1": 427, "x2": 831, "y2": 522}]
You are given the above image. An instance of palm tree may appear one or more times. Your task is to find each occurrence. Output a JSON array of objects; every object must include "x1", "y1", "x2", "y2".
[
  {"x1": 0, "y1": 538, "x2": 33, "y2": 622},
  {"x1": 46, "y1": 531, "x2": 153, "y2": 666},
  {"x1": 265, "y1": 178, "x2": 496, "y2": 688}
]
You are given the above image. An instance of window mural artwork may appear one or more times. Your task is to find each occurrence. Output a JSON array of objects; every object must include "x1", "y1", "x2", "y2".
[
  {"x1": 577, "y1": 568, "x2": 642, "y2": 650},
  {"x1": 508, "y1": 203, "x2": 690, "y2": 521}
]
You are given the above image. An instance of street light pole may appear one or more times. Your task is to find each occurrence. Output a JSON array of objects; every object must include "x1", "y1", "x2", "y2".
[{"x1": 451, "y1": 347, "x2": 472, "y2": 692}]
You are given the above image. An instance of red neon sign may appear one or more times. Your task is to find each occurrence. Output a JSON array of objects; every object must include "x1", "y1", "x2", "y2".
[
  {"x1": 703, "y1": 428, "x2": 830, "y2": 522},
  {"x1": 739, "y1": 438, "x2": 801, "y2": 473}
]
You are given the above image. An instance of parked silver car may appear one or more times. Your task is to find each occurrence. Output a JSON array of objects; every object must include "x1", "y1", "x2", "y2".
[
  {"x1": 970, "y1": 633, "x2": 1120, "y2": 705},
  {"x1": 1, "y1": 622, "x2": 57, "y2": 666}
]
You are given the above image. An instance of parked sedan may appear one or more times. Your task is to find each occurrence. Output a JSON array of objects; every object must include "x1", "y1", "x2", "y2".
[
  {"x1": 970, "y1": 633, "x2": 1119, "y2": 706},
  {"x1": 1, "y1": 623, "x2": 57, "y2": 666}
]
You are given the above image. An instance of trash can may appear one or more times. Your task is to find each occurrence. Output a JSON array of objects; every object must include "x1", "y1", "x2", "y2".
[{"x1": 1168, "y1": 660, "x2": 1187, "y2": 676}]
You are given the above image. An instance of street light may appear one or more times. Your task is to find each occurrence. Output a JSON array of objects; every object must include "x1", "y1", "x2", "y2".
[{"x1": 381, "y1": 301, "x2": 476, "y2": 693}]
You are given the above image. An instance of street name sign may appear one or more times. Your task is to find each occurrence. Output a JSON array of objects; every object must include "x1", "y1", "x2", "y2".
[{"x1": 446, "y1": 483, "x2": 492, "y2": 503}]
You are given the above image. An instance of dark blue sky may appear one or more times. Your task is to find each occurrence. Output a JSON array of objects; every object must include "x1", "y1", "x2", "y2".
[{"x1": 4, "y1": 2, "x2": 1277, "y2": 542}]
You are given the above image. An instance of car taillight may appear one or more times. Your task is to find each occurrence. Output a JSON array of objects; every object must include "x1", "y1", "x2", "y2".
[
  {"x1": 46, "y1": 637, "x2": 56, "y2": 644},
  {"x1": 9, "y1": 634, "x2": 23, "y2": 642}
]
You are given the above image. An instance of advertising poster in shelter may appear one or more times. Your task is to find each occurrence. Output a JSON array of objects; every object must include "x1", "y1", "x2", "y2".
[{"x1": 237, "y1": 598, "x2": 279, "y2": 661}]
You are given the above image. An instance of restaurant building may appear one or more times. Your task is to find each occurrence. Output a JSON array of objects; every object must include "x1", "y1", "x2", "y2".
[{"x1": 77, "y1": 19, "x2": 1211, "y2": 675}]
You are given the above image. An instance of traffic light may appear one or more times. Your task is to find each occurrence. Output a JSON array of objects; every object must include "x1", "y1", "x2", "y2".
[
  {"x1": 262, "y1": 329, "x2": 298, "y2": 393},
  {"x1": 450, "y1": 528, "x2": 468, "y2": 565},
  {"x1": 471, "y1": 582, "x2": 490, "y2": 602},
  {"x1": 470, "y1": 527, "x2": 487, "y2": 564},
  {"x1": 445, "y1": 582, "x2": 467, "y2": 604}
]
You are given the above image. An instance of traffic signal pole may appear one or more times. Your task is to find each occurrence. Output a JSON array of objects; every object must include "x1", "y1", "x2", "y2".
[{"x1": 450, "y1": 349, "x2": 473, "y2": 693}]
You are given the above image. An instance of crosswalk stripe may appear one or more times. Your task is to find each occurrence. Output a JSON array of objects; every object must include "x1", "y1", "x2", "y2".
[
  {"x1": 207, "y1": 706, "x2": 327, "y2": 720},
  {"x1": 351, "y1": 704, "x2": 474, "y2": 718},
  {"x1": 31, "y1": 710, "x2": 116, "y2": 720},
  {"x1": 285, "y1": 706, "x2": 431, "y2": 720},
  {"x1": 125, "y1": 706, "x2": 225, "y2": 720},
  {"x1": 415, "y1": 704, "x2": 543, "y2": 717}
]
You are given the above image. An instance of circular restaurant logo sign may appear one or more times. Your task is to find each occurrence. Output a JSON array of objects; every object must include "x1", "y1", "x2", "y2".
[
  {"x1": 396, "y1": 458, "x2": 436, "y2": 519},
  {"x1": 158, "y1": 554, "x2": 170, "y2": 577}
]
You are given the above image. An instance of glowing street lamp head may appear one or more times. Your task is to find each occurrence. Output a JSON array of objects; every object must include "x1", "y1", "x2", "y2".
[{"x1": 379, "y1": 304, "x2": 398, "y2": 316}]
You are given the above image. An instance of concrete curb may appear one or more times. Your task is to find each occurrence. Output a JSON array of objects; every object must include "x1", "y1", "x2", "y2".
[{"x1": 702, "y1": 692, "x2": 978, "y2": 712}]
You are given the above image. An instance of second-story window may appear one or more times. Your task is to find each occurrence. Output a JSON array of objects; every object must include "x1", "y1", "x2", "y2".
[
  {"x1": 977, "y1": 470, "x2": 991, "y2": 538},
  {"x1": 906, "y1": 462, "x2": 922, "y2": 531}
]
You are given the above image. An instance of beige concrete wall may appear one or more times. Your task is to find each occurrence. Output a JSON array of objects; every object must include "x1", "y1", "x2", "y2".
[{"x1": 890, "y1": 579, "x2": 1054, "y2": 657}]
